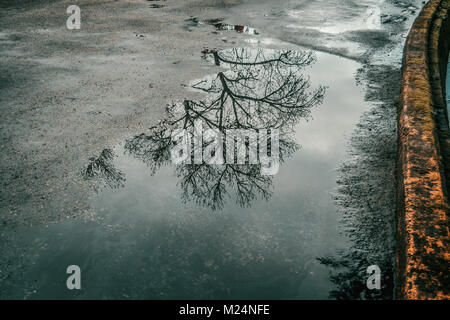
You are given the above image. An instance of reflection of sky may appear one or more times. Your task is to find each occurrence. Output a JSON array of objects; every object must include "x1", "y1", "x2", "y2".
[
  {"x1": 275, "y1": 52, "x2": 367, "y2": 194},
  {"x1": 4, "y1": 50, "x2": 370, "y2": 300}
]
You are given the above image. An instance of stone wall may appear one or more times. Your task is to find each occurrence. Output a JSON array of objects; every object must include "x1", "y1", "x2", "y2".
[{"x1": 396, "y1": 0, "x2": 450, "y2": 300}]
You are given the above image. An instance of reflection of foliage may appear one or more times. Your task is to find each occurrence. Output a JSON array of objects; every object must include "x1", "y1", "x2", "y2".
[
  {"x1": 318, "y1": 251, "x2": 394, "y2": 300},
  {"x1": 125, "y1": 48, "x2": 324, "y2": 209},
  {"x1": 318, "y1": 65, "x2": 398, "y2": 300},
  {"x1": 84, "y1": 148, "x2": 125, "y2": 189}
]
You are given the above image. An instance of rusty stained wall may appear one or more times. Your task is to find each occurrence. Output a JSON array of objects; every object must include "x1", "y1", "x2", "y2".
[{"x1": 396, "y1": 0, "x2": 450, "y2": 300}]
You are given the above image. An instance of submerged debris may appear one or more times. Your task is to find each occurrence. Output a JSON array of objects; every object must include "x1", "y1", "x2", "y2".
[
  {"x1": 186, "y1": 17, "x2": 225, "y2": 26},
  {"x1": 213, "y1": 23, "x2": 259, "y2": 35},
  {"x1": 381, "y1": 14, "x2": 407, "y2": 24},
  {"x1": 184, "y1": 17, "x2": 259, "y2": 35}
]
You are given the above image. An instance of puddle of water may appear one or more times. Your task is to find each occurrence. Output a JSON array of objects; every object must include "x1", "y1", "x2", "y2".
[{"x1": 3, "y1": 48, "x2": 370, "y2": 299}]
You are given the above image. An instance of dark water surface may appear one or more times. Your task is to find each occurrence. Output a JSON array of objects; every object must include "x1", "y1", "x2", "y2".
[{"x1": 3, "y1": 48, "x2": 370, "y2": 299}]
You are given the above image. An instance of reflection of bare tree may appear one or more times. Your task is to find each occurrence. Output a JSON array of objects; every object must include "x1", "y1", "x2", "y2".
[
  {"x1": 195, "y1": 49, "x2": 323, "y2": 130},
  {"x1": 176, "y1": 163, "x2": 272, "y2": 210},
  {"x1": 124, "y1": 48, "x2": 324, "y2": 209},
  {"x1": 125, "y1": 128, "x2": 172, "y2": 175},
  {"x1": 84, "y1": 149, "x2": 125, "y2": 189}
]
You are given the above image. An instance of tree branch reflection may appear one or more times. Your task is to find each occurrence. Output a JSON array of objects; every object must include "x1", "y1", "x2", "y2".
[
  {"x1": 124, "y1": 48, "x2": 325, "y2": 209},
  {"x1": 84, "y1": 148, "x2": 126, "y2": 189}
]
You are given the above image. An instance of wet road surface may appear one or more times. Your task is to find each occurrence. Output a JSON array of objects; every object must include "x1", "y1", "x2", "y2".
[
  {"x1": 4, "y1": 49, "x2": 369, "y2": 299},
  {"x1": 0, "y1": 0, "x2": 424, "y2": 299}
]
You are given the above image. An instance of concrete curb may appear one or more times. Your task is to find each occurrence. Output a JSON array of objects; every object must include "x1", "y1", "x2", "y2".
[{"x1": 396, "y1": 0, "x2": 450, "y2": 300}]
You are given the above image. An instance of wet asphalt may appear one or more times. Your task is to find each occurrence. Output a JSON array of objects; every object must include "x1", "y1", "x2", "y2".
[{"x1": 0, "y1": 0, "x2": 425, "y2": 299}]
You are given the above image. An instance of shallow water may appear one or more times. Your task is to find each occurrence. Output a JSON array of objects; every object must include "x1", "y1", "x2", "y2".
[{"x1": 3, "y1": 48, "x2": 371, "y2": 299}]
